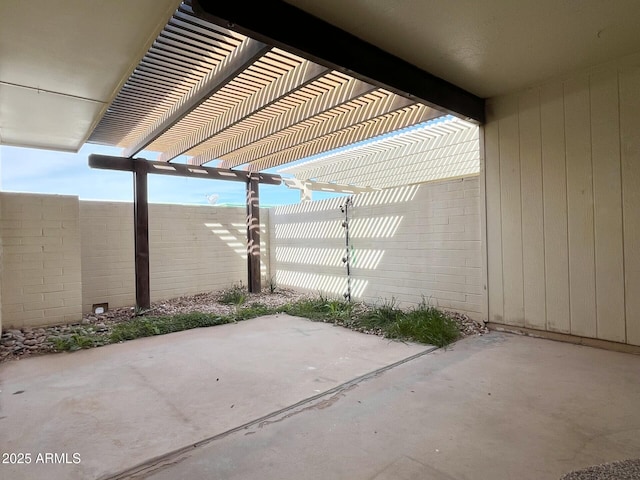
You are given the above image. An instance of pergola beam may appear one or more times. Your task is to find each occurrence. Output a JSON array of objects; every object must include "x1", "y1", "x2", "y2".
[
  {"x1": 122, "y1": 37, "x2": 271, "y2": 158},
  {"x1": 283, "y1": 178, "x2": 378, "y2": 195},
  {"x1": 89, "y1": 154, "x2": 282, "y2": 185},
  {"x1": 191, "y1": 0, "x2": 485, "y2": 124}
]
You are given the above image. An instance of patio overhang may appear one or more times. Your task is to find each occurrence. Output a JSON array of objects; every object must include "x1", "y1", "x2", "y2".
[
  {"x1": 0, "y1": 0, "x2": 182, "y2": 151},
  {"x1": 5, "y1": 1, "x2": 640, "y2": 154},
  {"x1": 280, "y1": 116, "x2": 480, "y2": 190}
]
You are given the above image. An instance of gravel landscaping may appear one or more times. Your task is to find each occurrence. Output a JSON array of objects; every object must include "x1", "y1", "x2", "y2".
[
  {"x1": 560, "y1": 458, "x2": 640, "y2": 479},
  {"x1": 0, "y1": 288, "x2": 487, "y2": 363}
]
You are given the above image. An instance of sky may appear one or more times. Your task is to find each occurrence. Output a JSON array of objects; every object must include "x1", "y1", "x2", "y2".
[
  {"x1": 0, "y1": 144, "x2": 343, "y2": 206},
  {"x1": 0, "y1": 117, "x2": 452, "y2": 206}
]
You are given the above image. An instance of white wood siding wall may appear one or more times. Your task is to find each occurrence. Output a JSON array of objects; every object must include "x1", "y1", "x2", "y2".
[{"x1": 484, "y1": 54, "x2": 640, "y2": 346}]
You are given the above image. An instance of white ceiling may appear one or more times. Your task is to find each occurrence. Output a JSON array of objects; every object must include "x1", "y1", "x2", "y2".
[
  {"x1": 2, "y1": 0, "x2": 640, "y2": 152},
  {"x1": 285, "y1": 0, "x2": 640, "y2": 98},
  {"x1": 0, "y1": 0, "x2": 181, "y2": 151}
]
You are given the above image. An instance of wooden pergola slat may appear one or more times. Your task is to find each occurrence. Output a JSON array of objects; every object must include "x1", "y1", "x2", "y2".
[
  {"x1": 123, "y1": 37, "x2": 271, "y2": 158},
  {"x1": 157, "y1": 60, "x2": 329, "y2": 162}
]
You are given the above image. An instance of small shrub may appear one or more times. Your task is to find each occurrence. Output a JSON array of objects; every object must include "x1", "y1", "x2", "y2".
[{"x1": 219, "y1": 283, "x2": 247, "y2": 305}]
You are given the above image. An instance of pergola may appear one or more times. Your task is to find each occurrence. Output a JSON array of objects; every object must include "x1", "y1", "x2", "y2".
[
  {"x1": 85, "y1": 0, "x2": 484, "y2": 309},
  {"x1": 281, "y1": 116, "x2": 480, "y2": 191}
]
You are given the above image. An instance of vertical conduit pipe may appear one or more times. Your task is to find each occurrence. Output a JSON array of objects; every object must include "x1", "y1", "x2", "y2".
[{"x1": 340, "y1": 197, "x2": 354, "y2": 302}]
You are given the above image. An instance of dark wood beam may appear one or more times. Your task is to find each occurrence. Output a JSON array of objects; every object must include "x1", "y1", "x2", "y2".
[
  {"x1": 133, "y1": 161, "x2": 151, "y2": 310},
  {"x1": 89, "y1": 154, "x2": 282, "y2": 185},
  {"x1": 246, "y1": 173, "x2": 261, "y2": 293},
  {"x1": 192, "y1": 0, "x2": 485, "y2": 124}
]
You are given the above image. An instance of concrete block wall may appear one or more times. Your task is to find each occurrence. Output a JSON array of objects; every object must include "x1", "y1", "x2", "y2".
[
  {"x1": 270, "y1": 176, "x2": 484, "y2": 319},
  {"x1": 0, "y1": 193, "x2": 82, "y2": 328},
  {"x1": 0, "y1": 193, "x2": 270, "y2": 329},
  {"x1": 147, "y1": 204, "x2": 269, "y2": 302},
  {"x1": 80, "y1": 201, "x2": 269, "y2": 313},
  {"x1": 80, "y1": 201, "x2": 135, "y2": 313}
]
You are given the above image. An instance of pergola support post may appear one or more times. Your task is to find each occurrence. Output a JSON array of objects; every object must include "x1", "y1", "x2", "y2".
[
  {"x1": 89, "y1": 155, "x2": 282, "y2": 301},
  {"x1": 246, "y1": 173, "x2": 261, "y2": 293},
  {"x1": 133, "y1": 161, "x2": 151, "y2": 310}
]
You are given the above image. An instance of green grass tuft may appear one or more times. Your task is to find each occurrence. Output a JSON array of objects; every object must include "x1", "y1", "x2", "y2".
[
  {"x1": 386, "y1": 304, "x2": 460, "y2": 347},
  {"x1": 234, "y1": 303, "x2": 275, "y2": 321},
  {"x1": 357, "y1": 297, "x2": 403, "y2": 330},
  {"x1": 267, "y1": 276, "x2": 278, "y2": 294},
  {"x1": 284, "y1": 295, "x2": 460, "y2": 348},
  {"x1": 279, "y1": 294, "x2": 352, "y2": 322},
  {"x1": 219, "y1": 283, "x2": 247, "y2": 305},
  {"x1": 49, "y1": 332, "x2": 109, "y2": 351},
  {"x1": 45, "y1": 292, "x2": 463, "y2": 355},
  {"x1": 110, "y1": 312, "x2": 231, "y2": 342}
]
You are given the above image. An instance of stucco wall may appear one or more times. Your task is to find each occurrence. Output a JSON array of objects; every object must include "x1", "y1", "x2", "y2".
[
  {"x1": 484, "y1": 53, "x2": 640, "y2": 345},
  {"x1": 270, "y1": 177, "x2": 484, "y2": 318}
]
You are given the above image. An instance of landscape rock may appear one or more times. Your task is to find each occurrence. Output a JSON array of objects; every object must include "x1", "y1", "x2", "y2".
[{"x1": 0, "y1": 287, "x2": 487, "y2": 363}]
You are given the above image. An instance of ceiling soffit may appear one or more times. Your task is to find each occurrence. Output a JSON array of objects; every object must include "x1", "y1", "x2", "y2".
[{"x1": 0, "y1": 0, "x2": 181, "y2": 151}]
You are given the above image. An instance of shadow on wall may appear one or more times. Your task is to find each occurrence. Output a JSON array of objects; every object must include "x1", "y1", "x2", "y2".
[
  {"x1": 269, "y1": 179, "x2": 483, "y2": 316},
  {"x1": 271, "y1": 187, "x2": 417, "y2": 299},
  {"x1": 80, "y1": 202, "x2": 271, "y2": 316},
  {"x1": 205, "y1": 221, "x2": 268, "y2": 277}
]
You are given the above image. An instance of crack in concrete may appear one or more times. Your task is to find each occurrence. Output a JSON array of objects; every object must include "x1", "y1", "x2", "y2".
[
  {"x1": 99, "y1": 346, "x2": 438, "y2": 480},
  {"x1": 256, "y1": 383, "x2": 359, "y2": 430}
]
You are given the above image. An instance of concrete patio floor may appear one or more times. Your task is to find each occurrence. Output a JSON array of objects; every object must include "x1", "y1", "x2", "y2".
[
  {"x1": 0, "y1": 314, "x2": 429, "y2": 480},
  {"x1": 134, "y1": 331, "x2": 640, "y2": 480},
  {"x1": 2, "y1": 316, "x2": 640, "y2": 480}
]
